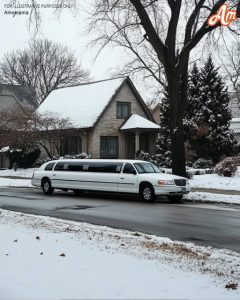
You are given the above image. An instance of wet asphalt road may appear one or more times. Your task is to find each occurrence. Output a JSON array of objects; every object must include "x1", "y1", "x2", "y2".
[{"x1": 0, "y1": 187, "x2": 240, "y2": 252}]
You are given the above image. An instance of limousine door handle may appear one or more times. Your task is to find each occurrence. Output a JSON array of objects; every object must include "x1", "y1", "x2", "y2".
[
  {"x1": 53, "y1": 174, "x2": 56, "y2": 176},
  {"x1": 120, "y1": 177, "x2": 124, "y2": 180}
]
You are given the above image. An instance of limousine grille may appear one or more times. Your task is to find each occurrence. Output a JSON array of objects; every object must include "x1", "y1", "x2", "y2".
[{"x1": 174, "y1": 179, "x2": 186, "y2": 186}]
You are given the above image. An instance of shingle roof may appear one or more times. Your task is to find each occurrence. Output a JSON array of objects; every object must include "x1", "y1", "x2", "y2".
[{"x1": 0, "y1": 84, "x2": 38, "y2": 109}]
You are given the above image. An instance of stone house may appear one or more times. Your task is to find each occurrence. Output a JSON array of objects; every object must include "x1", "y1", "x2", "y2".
[
  {"x1": 0, "y1": 84, "x2": 37, "y2": 168},
  {"x1": 38, "y1": 77, "x2": 159, "y2": 160}
]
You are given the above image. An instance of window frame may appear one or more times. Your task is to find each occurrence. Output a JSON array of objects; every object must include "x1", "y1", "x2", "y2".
[
  {"x1": 100, "y1": 136, "x2": 119, "y2": 159},
  {"x1": 116, "y1": 101, "x2": 131, "y2": 119},
  {"x1": 44, "y1": 162, "x2": 56, "y2": 171},
  {"x1": 123, "y1": 163, "x2": 137, "y2": 175}
]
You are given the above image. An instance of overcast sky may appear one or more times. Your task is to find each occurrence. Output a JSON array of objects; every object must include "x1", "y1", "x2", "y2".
[{"x1": 0, "y1": 1, "x2": 127, "y2": 82}]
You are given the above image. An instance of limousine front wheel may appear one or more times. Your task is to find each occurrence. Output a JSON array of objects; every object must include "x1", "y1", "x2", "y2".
[
  {"x1": 42, "y1": 178, "x2": 54, "y2": 195},
  {"x1": 140, "y1": 183, "x2": 155, "y2": 202}
]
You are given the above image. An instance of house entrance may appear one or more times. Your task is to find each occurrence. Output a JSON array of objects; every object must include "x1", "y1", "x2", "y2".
[{"x1": 126, "y1": 133, "x2": 149, "y2": 159}]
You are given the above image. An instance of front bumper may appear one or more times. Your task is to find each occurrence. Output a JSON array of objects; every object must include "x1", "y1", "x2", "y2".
[{"x1": 153, "y1": 184, "x2": 191, "y2": 196}]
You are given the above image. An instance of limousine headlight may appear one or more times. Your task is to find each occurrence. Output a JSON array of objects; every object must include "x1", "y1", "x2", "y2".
[{"x1": 157, "y1": 180, "x2": 175, "y2": 186}]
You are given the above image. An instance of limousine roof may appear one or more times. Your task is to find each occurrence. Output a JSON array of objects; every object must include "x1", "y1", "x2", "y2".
[{"x1": 44, "y1": 159, "x2": 148, "y2": 165}]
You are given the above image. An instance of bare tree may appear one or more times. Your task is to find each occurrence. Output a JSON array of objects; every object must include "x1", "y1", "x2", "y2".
[
  {"x1": 0, "y1": 106, "x2": 75, "y2": 159},
  {"x1": 86, "y1": 0, "x2": 240, "y2": 176},
  {"x1": 220, "y1": 37, "x2": 240, "y2": 107},
  {"x1": 0, "y1": 39, "x2": 89, "y2": 103},
  {"x1": 25, "y1": 0, "x2": 240, "y2": 176}
]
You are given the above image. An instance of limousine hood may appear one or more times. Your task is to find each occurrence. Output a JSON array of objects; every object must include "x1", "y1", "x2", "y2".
[{"x1": 139, "y1": 173, "x2": 187, "y2": 181}]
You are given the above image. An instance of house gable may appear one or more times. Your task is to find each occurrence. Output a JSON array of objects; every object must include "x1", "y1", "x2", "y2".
[
  {"x1": 89, "y1": 78, "x2": 155, "y2": 158},
  {"x1": 0, "y1": 94, "x2": 23, "y2": 113},
  {"x1": 0, "y1": 84, "x2": 38, "y2": 110}
]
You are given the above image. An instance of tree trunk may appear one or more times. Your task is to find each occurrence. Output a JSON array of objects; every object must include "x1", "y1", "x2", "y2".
[
  {"x1": 36, "y1": 141, "x2": 53, "y2": 160},
  {"x1": 166, "y1": 68, "x2": 187, "y2": 177}
]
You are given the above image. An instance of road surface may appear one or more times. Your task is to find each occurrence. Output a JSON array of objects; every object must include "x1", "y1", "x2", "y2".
[{"x1": 0, "y1": 187, "x2": 239, "y2": 252}]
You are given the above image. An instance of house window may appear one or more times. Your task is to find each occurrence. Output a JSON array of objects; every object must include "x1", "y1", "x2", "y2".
[
  {"x1": 100, "y1": 136, "x2": 119, "y2": 158},
  {"x1": 117, "y1": 102, "x2": 131, "y2": 119},
  {"x1": 60, "y1": 136, "x2": 82, "y2": 156}
]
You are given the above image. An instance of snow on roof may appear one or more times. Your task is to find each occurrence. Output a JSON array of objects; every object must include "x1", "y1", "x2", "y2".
[
  {"x1": 121, "y1": 114, "x2": 159, "y2": 130},
  {"x1": 37, "y1": 78, "x2": 125, "y2": 128},
  {"x1": 0, "y1": 146, "x2": 9, "y2": 153}
]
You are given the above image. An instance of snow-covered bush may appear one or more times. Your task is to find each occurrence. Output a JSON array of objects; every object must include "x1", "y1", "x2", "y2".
[
  {"x1": 34, "y1": 152, "x2": 91, "y2": 167},
  {"x1": 7, "y1": 144, "x2": 41, "y2": 169},
  {"x1": 192, "y1": 158, "x2": 214, "y2": 169},
  {"x1": 186, "y1": 161, "x2": 194, "y2": 168},
  {"x1": 136, "y1": 151, "x2": 172, "y2": 168},
  {"x1": 215, "y1": 157, "x2": 240, "y2": 177}
]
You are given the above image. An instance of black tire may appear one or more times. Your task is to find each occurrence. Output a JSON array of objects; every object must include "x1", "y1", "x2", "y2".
[
  {"x1": 73, "y1": 189, "x2": 83, "y2": 196},
  {"x1": 140, "y1": 183, "x2": 155, "y2": 202},
  {"x1": 167, "y1": 195, "x2": 183, "y2": 203},
  {"x1": 42, "y1": 178, "x2": 54, "y2": 195}
]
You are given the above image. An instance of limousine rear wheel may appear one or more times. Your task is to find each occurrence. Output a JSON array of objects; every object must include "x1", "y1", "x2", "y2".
[
  {"x1": 140, "y1": 183, "x2": 155, "y2": 202},
  {"x1": 42, "y1": 178, "x2": 54, "y2": 195}
]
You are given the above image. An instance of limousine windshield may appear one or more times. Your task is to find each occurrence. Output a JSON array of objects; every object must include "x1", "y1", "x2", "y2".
[{"x1": 134, "y1": 162, "x2": 161, "y2": 174}]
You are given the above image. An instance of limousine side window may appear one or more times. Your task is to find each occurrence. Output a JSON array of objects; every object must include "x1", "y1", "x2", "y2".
[
  {"x1": 67, "y1": 162, "x2": 84, "y2": 172},
  {"x1": 45, "y1": 162, "x2": 55, "y2": 171},
  {"x1": 54, "y1": 162, "x2": 69, "y2": 171},
  {"x1": 87, "y1": 162, "x2": 123, "y2": 173},
  {"x1": 123, "y1": 163, "x2": 136, "y2": 175}
]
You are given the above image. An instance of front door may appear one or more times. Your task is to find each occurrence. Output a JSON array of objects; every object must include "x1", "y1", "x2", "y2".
[
  {"x1": 118, "y1": 163, "x2": 138, "y2": 193},
  {"x1": 126, "y1": 134, "x2": 135, "y2": 159}
]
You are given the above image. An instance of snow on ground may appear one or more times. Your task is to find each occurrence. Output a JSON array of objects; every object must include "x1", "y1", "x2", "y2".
[
  {"x1": 0, "y1": 178, "x2": 32, "y2": 187},
  {"x1": 185, "y1": 192, "x2": 240, "y2": 205},
  {"x1": 0, "y1": 209, "x2": 239, "y2": 300},
  {"x1": 190, "y1": 172, "x2": 240, "y2": 191},
  {"x1": 0, "y1": 168, "x2": 36, "y2": 178}
]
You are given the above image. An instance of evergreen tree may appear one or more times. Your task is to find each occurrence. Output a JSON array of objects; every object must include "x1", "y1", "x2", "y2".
[
  {"x1": 186, "y1": 56, "x2": 239, "y2": 162},
  {"x1": 155, "y1": 85, "x2": 172, "y2": 167},
  {"x1": 184, "y1": 63, "x2": 202, "y2": 139}
]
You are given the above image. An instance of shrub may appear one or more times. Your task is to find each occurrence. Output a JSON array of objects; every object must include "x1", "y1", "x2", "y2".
[
  {"x1": 136, "y1": 150, "x2": 172, "y2": 168},
  {"x1": 34, "y1": 152, "x2": 91, "y2": 167},
  {"x1": 186, "y1": 161, "x2": 194, "y2": 168},
  {"x1": 215, "y1": 156, "x2": 240, "y2": 177},
  {"x1": 192, "y1": 158, "x2": 214, "y2": 169},
  {"x1": 7, "y1": 144, "x2": 41, "y2": 169}
]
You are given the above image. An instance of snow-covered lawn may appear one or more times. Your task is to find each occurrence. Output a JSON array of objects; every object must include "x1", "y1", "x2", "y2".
[
  {"x1": 190, "y1": 172, "x2": 240, "y2": 191},
  {"x1": 0, "y1": 209, "x2": 239, "y2": 300},
  {"x1": 0, "y1": 178, "x2": 32, "y2": 187},
  {"x1": 0, "y1": 168, "x2": 36, "y2": 178},
  {"x1": 185, "y1": 192, "x2": 240, "y2": 205}
]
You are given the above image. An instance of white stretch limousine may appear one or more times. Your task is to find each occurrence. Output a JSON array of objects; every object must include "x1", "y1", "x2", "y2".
[{"x1": 32, "y1": 159, "x2": 191, "y2": 202}]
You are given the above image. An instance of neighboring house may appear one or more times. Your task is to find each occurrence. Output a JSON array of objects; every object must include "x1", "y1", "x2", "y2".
[
  {"x1": 0, "y1": 84, "x2": 37, "y2": 169},
  {"x1": 151, "y1": 103, "x2": 160, "y2": 124},
  {"x1": 229, "y1": 94, "x2": 240, "y2": 141},
  {"x1": 0, "y1": 84, "x2": 38, "y2": 111},
  {"x1": 38, "y1": 77, "x2": 159, "y2": 159}
]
